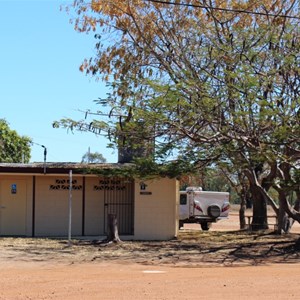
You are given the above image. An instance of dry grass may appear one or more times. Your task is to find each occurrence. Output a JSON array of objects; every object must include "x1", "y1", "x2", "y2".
[{"x1": 1, "y1": 229, "x2": 300, "y2": 267}]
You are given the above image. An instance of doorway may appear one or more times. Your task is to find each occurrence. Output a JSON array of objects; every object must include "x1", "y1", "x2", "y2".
[
  {"x1": 0, "y1": 180, "x2": 27, "y2": 236},
  {"x1": 103, "y1": 178, "x2": 134, "y2": 235}
]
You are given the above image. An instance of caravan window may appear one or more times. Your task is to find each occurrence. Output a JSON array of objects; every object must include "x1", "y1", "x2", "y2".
[{"x1": 180, "y1": 194, "x2": 187, "y2": 205}]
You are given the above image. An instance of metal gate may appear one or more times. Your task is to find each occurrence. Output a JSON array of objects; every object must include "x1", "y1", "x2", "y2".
[{"x1": 103, "y1": 178, "x2": 134, "y2": 235}]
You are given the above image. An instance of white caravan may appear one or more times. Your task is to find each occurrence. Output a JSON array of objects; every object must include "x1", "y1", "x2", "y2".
[{"x1": 179, "y1": 187, "x2": 230, "y2": 230}]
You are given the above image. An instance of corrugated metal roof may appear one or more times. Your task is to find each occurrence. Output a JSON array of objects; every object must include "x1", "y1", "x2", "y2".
[
  {"x1": 0, "y1": 162, "x2": 134, "y2": 175},
  {"x1": 0, "y1": 162, "x2": 130, "y2": 168}
]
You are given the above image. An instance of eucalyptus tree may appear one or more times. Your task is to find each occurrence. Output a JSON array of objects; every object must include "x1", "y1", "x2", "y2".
[{"x1": 56, "y1": 0, "x2": 300, "y2": 231}]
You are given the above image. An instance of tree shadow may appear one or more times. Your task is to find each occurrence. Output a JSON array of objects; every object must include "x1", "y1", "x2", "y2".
[
  {"x1": 73, "y1": 230, "x2": 300, "y2": 267},
  {"x1": 1, "y1": 231, "x2": 299, "y2": 266}
]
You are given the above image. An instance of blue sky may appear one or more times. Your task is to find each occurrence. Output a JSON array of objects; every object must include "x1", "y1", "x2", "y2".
[{"x1": 1, "y1": 0, "x2": 118, "y2": 163}]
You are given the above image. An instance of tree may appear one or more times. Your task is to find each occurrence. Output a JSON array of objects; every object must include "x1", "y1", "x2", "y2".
[
  {"x1": 81, "y1": 150, "x2": 107, "y2": 163},
  {"x1": 0, "y1": 119, "x2": 31, "y2": 163},
  {"x1": 57, "y1": 0, "x2": 300, "y2": 232},
  {"x1": 106, "y1": 213, "x2": 122, "y2": 243}
]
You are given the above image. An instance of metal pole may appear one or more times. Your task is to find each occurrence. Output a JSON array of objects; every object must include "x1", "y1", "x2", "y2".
[
  {"x1": 42, "y1": 145, "x2": 47, "y2": 174},
  {"x1": 68, "y1": 170, "x2": 73, "y2": 246}
]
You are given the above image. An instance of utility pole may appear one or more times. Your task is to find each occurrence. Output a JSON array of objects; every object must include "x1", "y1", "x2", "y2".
[{"x1": 68, "y1": 170, "x2": 73, "y2": 247}]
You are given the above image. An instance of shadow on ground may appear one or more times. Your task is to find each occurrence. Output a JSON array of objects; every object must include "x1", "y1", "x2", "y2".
[
  {"x1": 0, "y1": 230, "x2": 300, "y2": 267},
  {"x1": 74, "y1": 230, "x2": 300, "y2": 266}
]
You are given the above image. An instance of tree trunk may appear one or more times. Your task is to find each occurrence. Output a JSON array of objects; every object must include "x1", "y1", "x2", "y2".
[
  {"x1": 277, "y1": 209, "x2": 291, "y2": 234},
  {"x1": 276, "y1": 194, "x2": 293, "y2": 234},
  {"x1": 106, "y1": 214, "x2": 122, "y2": 243},
  {"x1": 239, "y1": 203, "x2": 246, "y2": 230},
  {"x1": 251, "y1": 185, "x2": 268, "y2": 231},
  {"x1": 287, "y1": 196, "x2": 300, "y2": 233},
  {"x1": 239, "y1": 186, "x2": 247, "y2": 230}
]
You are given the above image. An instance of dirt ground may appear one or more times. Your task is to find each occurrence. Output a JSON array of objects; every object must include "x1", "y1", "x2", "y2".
[{"x1": 1, "y1": 208, "x2": 300, "y2": 300}]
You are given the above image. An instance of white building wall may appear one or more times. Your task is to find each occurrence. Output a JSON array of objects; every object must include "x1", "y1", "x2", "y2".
[
  {"x1": 134, "y1": 178, "x2": 179, "y2": 240},
  {"x1": 0, "y1": 172, "x2": 179, "y2": 240},
  {"x1": 34, "y1": 176, "x2": 83, "y2": 236},
  {"x1": 0, "y1": 175, "x2": 33, "y2": 236},
  {"x1": 84, "y1": 177, "x2": 105, "y2": 235}
]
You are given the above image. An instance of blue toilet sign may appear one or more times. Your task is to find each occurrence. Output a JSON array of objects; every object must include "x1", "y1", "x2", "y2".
[{"x1": 11, "y1": 184, "x2": 17, "y2": 194}]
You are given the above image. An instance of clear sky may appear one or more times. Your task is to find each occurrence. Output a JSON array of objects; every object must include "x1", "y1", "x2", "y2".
[{"x1": 1, "y1": 0, "x2": 118, "y2": 163}]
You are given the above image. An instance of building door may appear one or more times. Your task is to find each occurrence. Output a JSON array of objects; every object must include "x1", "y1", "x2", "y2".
[
  {"x1": 103, "y1": 178, "x2": 134, "y2": 235},
  {"x1": 0, "y1": 180, "x2": 27, "y2": 236}
]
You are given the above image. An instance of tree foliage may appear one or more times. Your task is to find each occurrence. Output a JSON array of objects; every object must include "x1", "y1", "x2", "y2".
[
  {"x1": 81, "y1": 150, "x2": 107, "y2": 163},
  {"x1": 0, "y1": 119, "x2": 31, "y2": 163},
  {"x1": 57, "y1": 0, "x2": 300, "y2": 232}
]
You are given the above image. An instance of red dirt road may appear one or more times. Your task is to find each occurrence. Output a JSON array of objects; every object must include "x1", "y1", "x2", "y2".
[
  {"x1": 1, "y1": 261, "x2": 300, "y2": 300},
  {"x1": 1, "y1": 212, "x2": 300, "y2": 300}
]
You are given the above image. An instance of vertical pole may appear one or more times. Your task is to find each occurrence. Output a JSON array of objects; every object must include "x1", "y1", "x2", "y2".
[
  {"x1": 68, "y1": 170, "x2": 73, "y2": 246},
  {"x1": 32, "y1": 176, "x2": 36, "y2": 237},
  {"x1": 42, "y1": 146, "x2": 47, "y2": 174}
]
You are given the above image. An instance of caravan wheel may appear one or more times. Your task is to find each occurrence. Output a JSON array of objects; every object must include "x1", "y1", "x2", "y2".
[
  {"x1": 179, "y1": 220, "x2": 184, "y2": 229},
  {"x1": 201, "y1": 222, "x2": 211, "y2": 231}
]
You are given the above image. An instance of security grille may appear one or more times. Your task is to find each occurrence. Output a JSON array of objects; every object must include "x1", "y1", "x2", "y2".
[{"x1": 103, "y1": 178, "x2": 134, "y2": 235}]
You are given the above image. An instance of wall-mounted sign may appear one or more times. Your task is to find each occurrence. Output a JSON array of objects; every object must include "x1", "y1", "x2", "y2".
[
  {"x1": 49, "y1": 179, "x2": 82, "y2": 191},
  {"x1": 93, "y1": 179, "x2": 126, "y2": 191},
  {"x1": 140, "y1": 182, "x2": 147, "y2": 190},
  {"x1": 140, "y1": 191, "x2": 152, "y2": 195},
  {"x1": 140, "y1": 182, "x2": 152, "y2": 194},
  {"x1": 11, "y1": 184, "x2": 17, "y2": 194}
]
